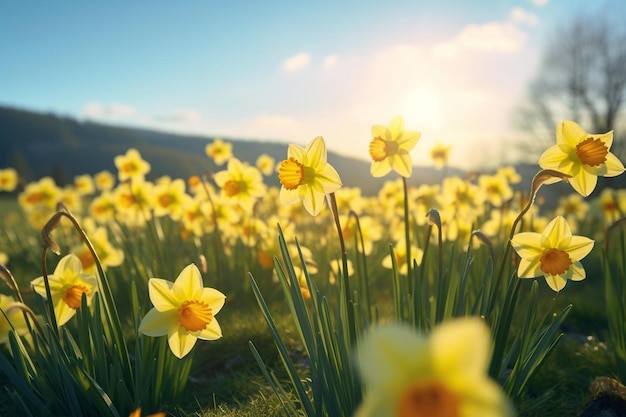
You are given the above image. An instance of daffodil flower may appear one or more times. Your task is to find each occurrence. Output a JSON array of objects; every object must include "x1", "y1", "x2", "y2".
[
  {"x1": 369, "y1": 115, "x2": 421, "y2": 178},
  {"x1": 511, "y1": 216, "x2": 594, "y2": 292},
  {"x1": 138, "y1": 264, "x2": 225, "y2": 359},
  {"x1": 539, "y1": 120, "x2": 625, "y2": 196},
  {"x1": 356, "y1": 317, "x2": 514, "y2": 417},
  {"x1": 277, "y1": 136, "x2": 342, "y2": 216},
  {"x1": 31, "y1": 254, "x2": 98, "y2": 327},
  {"x1": 114, "y1": 148, "x2": 151, "y2": 181}
]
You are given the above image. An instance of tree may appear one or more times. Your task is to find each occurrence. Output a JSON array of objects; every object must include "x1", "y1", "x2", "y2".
[{"x1": 514, "y1": 11, "x2": 626, "y2": 160}]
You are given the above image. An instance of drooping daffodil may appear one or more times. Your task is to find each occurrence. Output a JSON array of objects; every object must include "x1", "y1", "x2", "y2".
[{"x1": 138, "y1": 263, "x2": 225, "y2": 359}]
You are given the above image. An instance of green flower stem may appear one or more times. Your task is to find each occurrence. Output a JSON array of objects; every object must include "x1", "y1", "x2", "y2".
[{"x1": 402, "y1": 177, "x2": 412, "y2": 294}]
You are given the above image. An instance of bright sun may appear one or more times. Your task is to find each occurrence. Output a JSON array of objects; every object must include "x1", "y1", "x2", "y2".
[{"x1": 400, "y1": 85, "x2": 444, "y2": 134}]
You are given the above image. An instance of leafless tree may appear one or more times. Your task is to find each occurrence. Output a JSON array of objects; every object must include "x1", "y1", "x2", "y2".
[{"x1": 513, "y1": 10, "x2": 626, "y2": 161}]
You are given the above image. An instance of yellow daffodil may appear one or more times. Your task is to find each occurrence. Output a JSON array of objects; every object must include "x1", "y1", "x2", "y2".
[
  {"x1": 478, "y1": 173, "x2": 513, "y2": 208},
  {"x1": 0, "y1": 168, "x2": 18, "y2": 192},
  {"x1": 539, "y1": 120, "x2": 625, "y2": 196},
  {"x1": 73, "y1": 174, "x2": 95, "y2": 195},
  {"x1": 356, "y1": 317, "x2": 514, "y2": 417},
  {"x1": 18, "y1": 176, "x2": 60, "y2": 212},
  {"x1": 0, "y1": 294, "x2": 30, "y2": 344},
  {"x1": 114, "y1": 148, "x2": 151, "y2": 181},
  {"x1": 511, "y1": 216, "x2": 594, "y2": 292},
  {"x1": 214, "y1": 158, "x2": 266, "y2": 212},
  {"x1": 429, "y1": 142, "x2": 451, "y2": 169},
  {"x1": 138, "y1": 264, "x2": 225, "y2": 359},
  {"x1": 72, "y1": 225, "x2": 124, "y2": 274},
  {"x1": 277, "y1": 136, "x2": 342, "y2": 216},
  {"x1": 31, "y1": 254, "x2": 98, "y2": 327},
  {"x1": 152, "y1": 178, "x2": 188, "y2": 221},
  {"x1": 256, "y1": 153, "x2": 276, "y2": 176},
  {"x1": 94, "y1": 170, "x2": 116, "y2": 191},
  {"x1": 205, "y1": 138, "x2": 233, "y2": 166},
  {"x1": 369, "y1": 115, "x2": 421, "y2": 178}
]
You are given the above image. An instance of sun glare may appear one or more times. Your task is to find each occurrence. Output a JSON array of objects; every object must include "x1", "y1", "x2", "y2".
[{"x1": 400, "y1": 85, "x2": 444, "y2": 134}]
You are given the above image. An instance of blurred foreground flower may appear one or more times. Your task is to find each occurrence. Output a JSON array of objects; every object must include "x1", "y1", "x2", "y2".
[
  {"x1": 205, "y1": 138, "x2": 233, "y2": 166},
  {"x1": 30, "y1": 254, "x2": 98, "y2": 326},
  {"x1": 0, "y1": 168, "x2": 18, "y2": 192},
  {"x1": 429, "y1": 142, "x2": 451, "y2": 169},
  {"x1": 511, "y1": 215, "x2": 594, "y2": 292},
  {"x1": 369, "y1": 115, "x2": 421, "y2": 178},
  {"x1": 539, "y1": 120, "x2": 624, "y2": 196},
  {"x1": 277, "y1": 136, "x2": 342, "y2": 216},
  {"x1": 356, "y1": 317, "x2": 514, "y2": 417},
  {"x1": 139, "y1": 264, "x2": 225, "y2": 358},
  {"x1": 114, "y1": 148, "x2": 151, "y2": 181},
  {"x1": 0, "y1": 294, "x2": 30, "y2": 344}
]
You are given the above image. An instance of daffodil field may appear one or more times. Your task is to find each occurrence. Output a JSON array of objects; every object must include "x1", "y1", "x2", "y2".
[{"x1": 0, "y1": 118, "x2": 626, "y2": 416}]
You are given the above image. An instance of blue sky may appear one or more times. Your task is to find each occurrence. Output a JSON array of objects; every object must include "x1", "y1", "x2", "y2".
[{"x1": 1, "y1": 0, "x2": 623, "y2": 169}]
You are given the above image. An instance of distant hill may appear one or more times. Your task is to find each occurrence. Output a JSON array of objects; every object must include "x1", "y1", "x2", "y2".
[{"x1": 0, "y1": 106, "x2": 465, "y2": 195}]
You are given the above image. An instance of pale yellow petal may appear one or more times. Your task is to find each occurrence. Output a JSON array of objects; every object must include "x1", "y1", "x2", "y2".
[
  {"x1": 569, "y1": 261, "x2": 586, "y2": 281},
  {"x1": 306, "y1": 136, "x2": 327, "y2": 167},
  {"x1": 138, "y1": 308, "x2": 174, "y2": 337},
  {"x1": 594, "y1": 130, "x2": 614, "y2": 150},
  {"x1": 603, "y1": 152, "x2": 626, "y2": 177},
  {"x1": 55, "y1": 254, "x2": 83, "y2": 277},
  {"x1": 370, "y1": 159, "x2": 392, "y2": 178},
  {"x1": 371, "y1": 125, "x2": 389, "y2": 141},
  {"x1": 201, "y1": 288, "x2": 226, "y2": 314},
  {"x1": 538, "y1": 145, "x2": 572, "y2": 171},
  {"x1": 315, "y1": 164, "x2": 342, "y2": 193},
  {"x1": 148, "y1": 278, "x2": 179, "y2": 312},
  {"x1": 453, "y1": 377, "x2": 515, "y2": 417},
  {"x1": 387, "y1": 115, "x2": 405, "y2": 140},
  {"x1": 561, "y1": 235, "x2": 594, "y2": 260},
  {"x1": 168, "y1": 327, "x2": 198, "y2": 359},
  {"x1": 517, "y1": 257, "x2": 543, "y2": 279},
  {"x1": 542, "y1": 216, "x2": 571, "y2": 248},
  {"x1": 397, "y1": 130, "x2": 421, "y2": 151},
  {"x1": 557, "y1": 120, "x2": 587, "y2": 147},
  {"x1": 511, "y1": 232, "x2": 544, "y2": 259},
  {"x1": 300, "y1": 185, "x2": 325, "y2": 216},
  {"x1": 391, "y1": 152, "x2": 413, "y2": 178},
  {"x1": 212, "y1": 171, "x2": 229, "y2": 187},
  {"x1": 544, "y1": 275, "x2": 567, "y2": 292},
  {"x1": 197, "y1": 318, "x2": 222, "y2": 340},
  {"x1": 431, "y1": 317, "x2": 491, "y2": 377},
  {"x1": 279, "y1": 187, "x2": 300, "y2": 205},
  {"x1": 55, "y1": 301, "x2": 77, "y2": 327},
  {"x1": 569, "y1": 169, "x2": 597, "y2": 197},
  {"x1": 287, "y1": 143, "x2": 306, "y2": 162},
  {"x1": 172, "y1": 264, "x2": 203, "y2": 301}
]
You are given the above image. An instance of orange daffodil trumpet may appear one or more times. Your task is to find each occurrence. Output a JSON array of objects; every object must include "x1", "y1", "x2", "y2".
[
  {"x1": 369, "y1": 115, "x2": 421, "y2": 178},
  {"x1": 356, "y1": 317, "x2": 514, "y2": 417},
  {"x1": 511, "y1": 216, "x2": 594, "y2": 292},
  {"x1": 277, "y1": 136, "x2": 342, "y2": 216},
  {"x1": 139, "y1": 264, "x2": 225, "y2": 359},
  {"x1": 539, "y1": 120, "x2": 625, "y2": 196}
]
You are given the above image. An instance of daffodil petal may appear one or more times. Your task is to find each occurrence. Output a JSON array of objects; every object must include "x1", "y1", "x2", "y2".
[
  {"x1": 391, "y1": 153, "x2": 413, "y2": 178},
  {"x1": 431, "y1": 317, "x2": 491, "y2": 377},
  {"x1": 301, "y1": 186, "x2": 325, "y2": 216},
  {"x1": 371, "y1": 125, "x2": 389, "y2": 141},
  {"x1": 387, "y1": 115, "x2": 405, "y2": 139},
  {"x1": 544, "y1": 275, "x2": 567, "y2": 292},
  {"x1": 569, "y1": 261, "x2": 586, "y2": 281},
  {"x1": 148, "y1": 278, "x2": 179, "y2": 312},
  {"x1": 55, "y1": 300, "x2": 76, "y2": 326},
  {"x1": 138, "y1": 308, "x2": 174, "y2": 337},
  {"x1": 452, "y1": 377, "x2": 515, "y2": 417},
  {"x1": 168, "y1": 327, "x2": 198, "y2": 359},
  {"x1": 201, "y1": 288, "x2": 226, "y2": 314},
  {"x1": 370, "y1": 159, "x2": 392, "y2": 178},
  {"x1": 517, "y1": 257, "x2": 542, "y2": 278},
  {"x1": 279, "y1": 187, "x2": 300, "y2": 205},
  {"x1": 542, "y1": 216, "x2": 571, "y2": 248},
  {"x1": 595, "y1": 130, "x2": 614, "y2": 149},
  {"x1": 287, "y1": 143, "x2": 306, "y2": 162},
  {"x1": 557, "y1": 120, "x2": 587, "y2": 147},
  {"x1": 604, "y1": 152, "x2": 626, "y2": 177},
  {"x1": 561, "y1": 236, "x2": 594, "y2": 260},
  {"x1": 316, "y1": 164, "x2": 342, "y2": 193},
  {"x1": 538, "y1": 145, "x2": 569, "y2": 170},
  {"x1": 54, "y1": 253, "x2": 83, "y2": 276},
  {"x1": 306, "y1": 136, "x2": 327, "y2": 167},
  {"x1": 570, "y1": 169, "x2": 597, "y2": 197},
  {"x1": 197, "y1": 318, "x2": 222, "y2": 340},
  {"x1": 511, "y1": 232, "x2": 543, "y2": 258},
  {"x1": 397, "y1": 130, "x2": 421, "y2": 150},
  {"x1": 172, "y1": 264, "x2": 203, "y2": 301}
]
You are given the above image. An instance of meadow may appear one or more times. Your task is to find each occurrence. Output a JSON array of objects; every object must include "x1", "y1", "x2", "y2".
[{"x1": 0, "y1": 117, "x2": 625, "y2": 416}]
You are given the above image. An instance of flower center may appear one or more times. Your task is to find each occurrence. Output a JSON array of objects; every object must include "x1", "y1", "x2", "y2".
[
  {"x1": 369, "y1": 136, "x2": 399, "y2": 162},
  {"x1": 178, "y1": 300, "x2": 213, "y2": 332},
  {"x1": 576, "y1": 137, "x2": 608, "y2": 167},
  {"x1": 397, "y1": 382, "x2": 460, "y2": 417},
  {"x1": 540, "y1": 248, "x2": 572, "y2": 276},
  {"x1": 63, "y1": 285, "x2": 89, "y2": 309},
  {"x1": 278, "y1": 158, "x2": 305, "y2": 190},
  {"x1": 158, "y1": 194, "x2": 172, "y2": 207},
  {"x1": 223, "y1": 180, "x2": 244, "y2": 197},
  {"x1": 122, "y1": 162, "x2": 137, "y2": 173}
]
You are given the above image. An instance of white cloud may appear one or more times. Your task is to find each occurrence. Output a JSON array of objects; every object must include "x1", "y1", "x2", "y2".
[
  {"x1": 433, "y1": 22, "x2": 527, "y2": 57},
  {"x1": 158, "y1": 110, "x2": 201, "y2": 123},
  {"x1": 531, "y1": 0, "x2": 549, "y2": 6},
  {"x1": 282, "y1": 52, "x2": 311, "y2": 72},
  {"x1": 81, "y1": 102, "x2": 136, "y2": 119},
  {"x1": 323, "y1": 54, "x2": 339, "y2": 69},
  {"x1": 510, "y1": 7, "x2": 539, "y2": 25}
]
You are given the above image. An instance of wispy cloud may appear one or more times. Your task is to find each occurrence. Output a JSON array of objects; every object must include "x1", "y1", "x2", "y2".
[
  {"x1": 531, "y1": 0, "x2": 549, "y2": 6},
  {"x1": 323, "y1": 54, "x2": 339, "y2": 69},
  {"x1": 510, "y1": 7, "x2": 539, "y2": 25},
  {"x1": 432, "y1": 22, "x2": 527, "y2": 57},
  {"x1": 282, "y1": 52, "x2": 311, "y2": 72},
  {"x1": 157, "y1": 110, "x2": 201, "y2": 123},
  {"x1": 81, "y1": 102, "x2": 136, "y2": 119}
]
